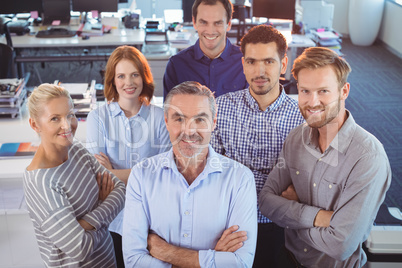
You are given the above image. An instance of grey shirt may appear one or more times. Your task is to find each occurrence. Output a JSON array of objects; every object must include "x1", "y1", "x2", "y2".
[{"x1": 259, "y1": 111, "x2": 391, "y2": 268}]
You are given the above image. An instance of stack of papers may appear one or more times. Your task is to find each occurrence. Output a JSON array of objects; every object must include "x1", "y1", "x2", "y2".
[
  {"x1": 55, "y1": 80, "x2": 96, "y2": 118},
  {"x1": 310, "y1": 29, "x2": 343, "y2": 55}
]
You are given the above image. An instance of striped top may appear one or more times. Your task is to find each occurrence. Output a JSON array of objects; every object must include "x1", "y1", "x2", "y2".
[{"x1": 23, "y1": 142, "x2": 125, "y2": 268}]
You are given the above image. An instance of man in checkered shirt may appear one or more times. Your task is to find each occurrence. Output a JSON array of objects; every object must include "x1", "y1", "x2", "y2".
[{"x1": 211, "y1": 25, "x2": 305, "y2": 267}]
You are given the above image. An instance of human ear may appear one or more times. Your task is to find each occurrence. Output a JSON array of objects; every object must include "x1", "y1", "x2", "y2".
[
  {"x1": 29, "y1": 117, "x2": 40, "y2": 133},
  {"x1": 341, "y1": 82, "x2": 350, "y2": 100}
]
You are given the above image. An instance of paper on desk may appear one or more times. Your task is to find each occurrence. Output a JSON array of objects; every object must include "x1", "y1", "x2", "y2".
[{"x1": 59, "y1": 83, "x2": 88, "y2": 94}]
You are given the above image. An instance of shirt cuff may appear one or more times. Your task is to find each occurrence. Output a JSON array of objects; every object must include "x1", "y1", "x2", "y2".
[
  {"x1": 300, "y1": 205, "x2": 322, "y2": 227},
  {"x1": 198, "y1": 249, "x2": 214, "y2": 268}
]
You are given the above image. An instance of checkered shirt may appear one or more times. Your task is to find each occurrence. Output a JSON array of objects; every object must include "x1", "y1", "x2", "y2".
[{"x1": 211, "y1": 87, "x2": 305, "y2": 223}]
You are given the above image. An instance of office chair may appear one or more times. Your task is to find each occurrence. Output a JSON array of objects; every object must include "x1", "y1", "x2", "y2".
[{"x1": 0, "y1": 17, "x2": 16, "y2": 79}]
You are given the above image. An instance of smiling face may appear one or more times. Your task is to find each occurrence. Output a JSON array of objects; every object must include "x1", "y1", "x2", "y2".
[
  {"x1": 165, "y1": 94, "x2": 216, "y2": 160},
  {"x1": 30, "y1": 96, "x2": 77, "y2": 148},
  {"x1": 297, "y1": 65, "x2": 349, "y2": 129},
  {"x1": 193, "y1": 2, "x2": 231, "y2": 59},
  {"x1": 242, "y1": 42, "x2": 287, "y2": 98},
  {"x1": 114, "y1": 58, "x2": 143, "y2": 103}
]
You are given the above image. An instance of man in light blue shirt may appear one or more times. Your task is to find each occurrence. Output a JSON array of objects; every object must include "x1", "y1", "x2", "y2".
[{"x1": 123, "y1": 81, "x2": 258, "y2": 267}]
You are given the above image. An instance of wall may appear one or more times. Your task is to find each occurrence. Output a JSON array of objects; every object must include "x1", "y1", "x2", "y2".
[
  {"x1": 326, "y1": 0, "x2": 402, "y2": 57},
  {"x1": 378, "y1": 1, "x2": 402, "y2": 56},
  {"x1": 325, "y1": 0, "x2": 349, "y2": 35}
]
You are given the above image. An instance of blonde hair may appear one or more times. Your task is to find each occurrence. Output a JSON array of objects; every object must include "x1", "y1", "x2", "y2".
[
  {"x1": 292, "y1": 47, "x2": 352, "y2": 89},
  {"x1": 27, "y1": 83, "x2": 73, "y2": 120}
]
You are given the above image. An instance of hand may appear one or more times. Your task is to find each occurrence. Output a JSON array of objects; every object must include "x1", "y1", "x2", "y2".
[
  {"x1": 313, "y1": 210, "x2": 334, "y2": 228},
  {"x1": 281, "y1": 184, "x2": 299, "y2": 202},
  {"x1": 214, "y1": 225, "x2": 247, "y2": 253},
  {"x1": 94, "y1": 152, "x2": 113, "y2": 170},
  {"x1": 147, "y1": 233, "x2": 168, "y2": 259},
  {"x1": 78, "y1": 219, "x2": 94, "y2": 230},
  {"x1": 97, "y1": 172, "x2": 114, "y2": 201}
]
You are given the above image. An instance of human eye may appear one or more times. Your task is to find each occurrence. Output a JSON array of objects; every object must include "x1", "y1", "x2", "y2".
[
  {"x1": 133, "y1": 73, "x2": 140, "y2": 78},
  {"x1": 215, "y1": 21, "x2": 223, "y2": 26},
  {"x1": 246, "y1": 59, "x2": 254, "y2": 65},
  {"x1": 319, "y1": 89, "x2": 329, "y2": 94},
  {"x1": 117, "y1": 74, "x2": 124, "y2": 79},
  {"x1": 175, "y1": 117, "x2": 183, "y2": 122},
  {"x1": 265, "y1": 59, "x2": 274, "y2": 64},
  {"x1": 195, "y1": 117, "x2": 205, "y2": 123},
  {"x1": 67, "y1": 113, "x2": 76, "y2": 119},
  {"x1": 50, "y1": 117, "x2": 59, "y2": 122}
]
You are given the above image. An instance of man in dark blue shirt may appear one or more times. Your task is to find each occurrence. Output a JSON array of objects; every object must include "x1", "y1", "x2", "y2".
[{"x1": 163, "y1": 0, "x2": 247, "y2": 98}]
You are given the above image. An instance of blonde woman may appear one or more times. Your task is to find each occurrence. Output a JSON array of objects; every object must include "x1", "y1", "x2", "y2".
[{"x1": 24, "y1": 83, "x2": 125, "y2": 267}]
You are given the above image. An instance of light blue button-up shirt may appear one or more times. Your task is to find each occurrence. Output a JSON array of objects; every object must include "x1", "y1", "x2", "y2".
[
  {"x1": 86, "y1": 102, "x2": 171, "y2": 234},
  {"x1": 123, "y1": 146, "x2": 258, "y2": 268}
]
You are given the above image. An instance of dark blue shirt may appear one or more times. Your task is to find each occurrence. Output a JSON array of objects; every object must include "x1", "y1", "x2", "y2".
[{"x1": 163, "y1": 38, "x2": 248, "y2": 98}]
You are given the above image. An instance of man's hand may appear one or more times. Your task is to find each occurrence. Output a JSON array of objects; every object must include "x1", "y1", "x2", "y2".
[
  {"x1": 215, "y1": 225, "x2": 247, "y2": 252},
  {"x1": 281, "y1": 184, "x2": 299, "y2": 202},
  {"x1": 94, "y1": 152, "x2": 113, "y2": 170},
  {"x1": 97, "y1": 172, "x2": 114, "y2": 201},
  {"x1": 78, "y1": 219, "x2": 95, "y2": 230},
  {"x1": 313, "y1": 210, "x2": 334, "y2": 227}
]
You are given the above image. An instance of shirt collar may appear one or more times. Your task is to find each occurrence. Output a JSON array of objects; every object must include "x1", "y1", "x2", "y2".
[
  {"x1": 304, "y1": 110, "x2": 356, "y2": 154},
  {"x1": 108, "y1": 102, "x2": 148, "y2": 119},
  {"x1": 244, "y1": 85, "x2": 287, "y2": 112},
  {"x1": 194, "y1": 38, "x2": 232, "y2": 61}
]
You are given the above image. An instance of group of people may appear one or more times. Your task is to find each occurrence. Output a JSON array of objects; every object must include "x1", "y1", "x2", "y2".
[{"x1": 23, "y1": 0, "x2": 391, "y2": 268}]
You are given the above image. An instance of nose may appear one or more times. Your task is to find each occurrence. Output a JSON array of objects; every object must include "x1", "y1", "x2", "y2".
[
  {"x1": 125, "y1": 76, "x2": 134, "y2": 86},
  {"x1": 255, "y1": 61, "x2": 265, "y2": 76},
  {"x1": 308, "y1": 92, "x2": 321, "y2": 107},
  {"x1": 184, "y1": 119, "x2": 197, "y2": 136},
  {"x1": 61, "y1": 117, "x2": 71, "y2": 130}
]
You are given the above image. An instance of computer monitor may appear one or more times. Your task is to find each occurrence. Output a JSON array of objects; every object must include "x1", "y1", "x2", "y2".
[
  {"x1": 182, "y1": 0, "x2": 195, "y2": 23},
  {"x1": 0, "y1": 0, "x2": 43, "y2": 15},
  {"x1": 252, "y1": 0, "x2": 296, "y2": 20},
  {"x1": 42, "y1": 0, "x2": 71, "y2": 25},
  {"x1": 72, "y1": 0, "x2": 119, "y2": 13}
]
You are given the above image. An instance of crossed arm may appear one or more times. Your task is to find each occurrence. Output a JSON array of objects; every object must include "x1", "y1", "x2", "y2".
[{"x1": 147, "y1": 225, "x2": 247, "y2": 268}]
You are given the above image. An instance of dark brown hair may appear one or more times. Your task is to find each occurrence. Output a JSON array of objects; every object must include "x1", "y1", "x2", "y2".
[
  {"x1": 104, "y1": 45, "x2": 154, "y2": 104},
  {"x1": 192, "y1": 0, "x2": 233, "y2": 23},
  {"x1": 240, "y1": 25, "x2": 287, "y2": 60}
]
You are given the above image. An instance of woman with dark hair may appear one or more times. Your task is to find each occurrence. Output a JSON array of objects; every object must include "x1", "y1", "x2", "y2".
[
  {"x1": 24, "y1": 83, "x2": 125, "y2": 267},
  {"x1": 86, "y1": 45, "x2": 170, "y2": 267}
]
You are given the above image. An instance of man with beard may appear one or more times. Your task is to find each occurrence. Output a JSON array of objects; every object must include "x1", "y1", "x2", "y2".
[
  {"x1": 211, "y1": 25, "x2": 304, "y2": 267},
  {"x1": 123, "y1": 81, "x2": 258, "y2": 267},
  {"x1": 163, "y1": 0, "x2": 247, "y2": 98},
  {"x1": 259, "y1": 47, "x2": 391, "y2": 267}
]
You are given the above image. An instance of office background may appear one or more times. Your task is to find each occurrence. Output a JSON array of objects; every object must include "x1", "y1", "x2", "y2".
[{"x1": 0, "y1": 1, "x2": 401, "y2": 267}]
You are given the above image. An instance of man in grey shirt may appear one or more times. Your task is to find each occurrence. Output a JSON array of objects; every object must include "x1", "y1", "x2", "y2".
[{"x1": 259, "y1": 47, "x2": 392, "y2": 268}]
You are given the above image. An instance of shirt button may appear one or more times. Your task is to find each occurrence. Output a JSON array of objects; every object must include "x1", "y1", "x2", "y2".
[
  {"x1": 313, "y1": 183, "x2": 316, "y2": 187},
  {"x1": 318, "y1": 158, "x2": 322, "y2": 161},
  {"x1": 183, "y1": 233, "x2": 188, "y2": 238},
  {"x1": 184, "y1": 211, "x2": 190, "y2": 215},
  {"x1": 304, "y1": 248, "x2": 308, "y2": 252},
  {"x1": 329, "y1": 184, "x2": 333, "y2": 189},
  {"x1": 187, "y1": 189, "x2": 190, "y2": 193},
  {"x1": 296, "y1": 171, "x2": 300, "y2": 175}
]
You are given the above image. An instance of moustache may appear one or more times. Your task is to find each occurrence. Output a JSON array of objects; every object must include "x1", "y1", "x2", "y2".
[
  {"x1": 180, "y1": 134, "x2": 202, "y2": 142},
  {"x1": 251, "y1": 76, "x2": 270, "y2": 82}
]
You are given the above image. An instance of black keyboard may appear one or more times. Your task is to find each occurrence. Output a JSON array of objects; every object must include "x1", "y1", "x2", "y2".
[{"x1": 36, "y1": 28, "x2": 76, "y2": 38}]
